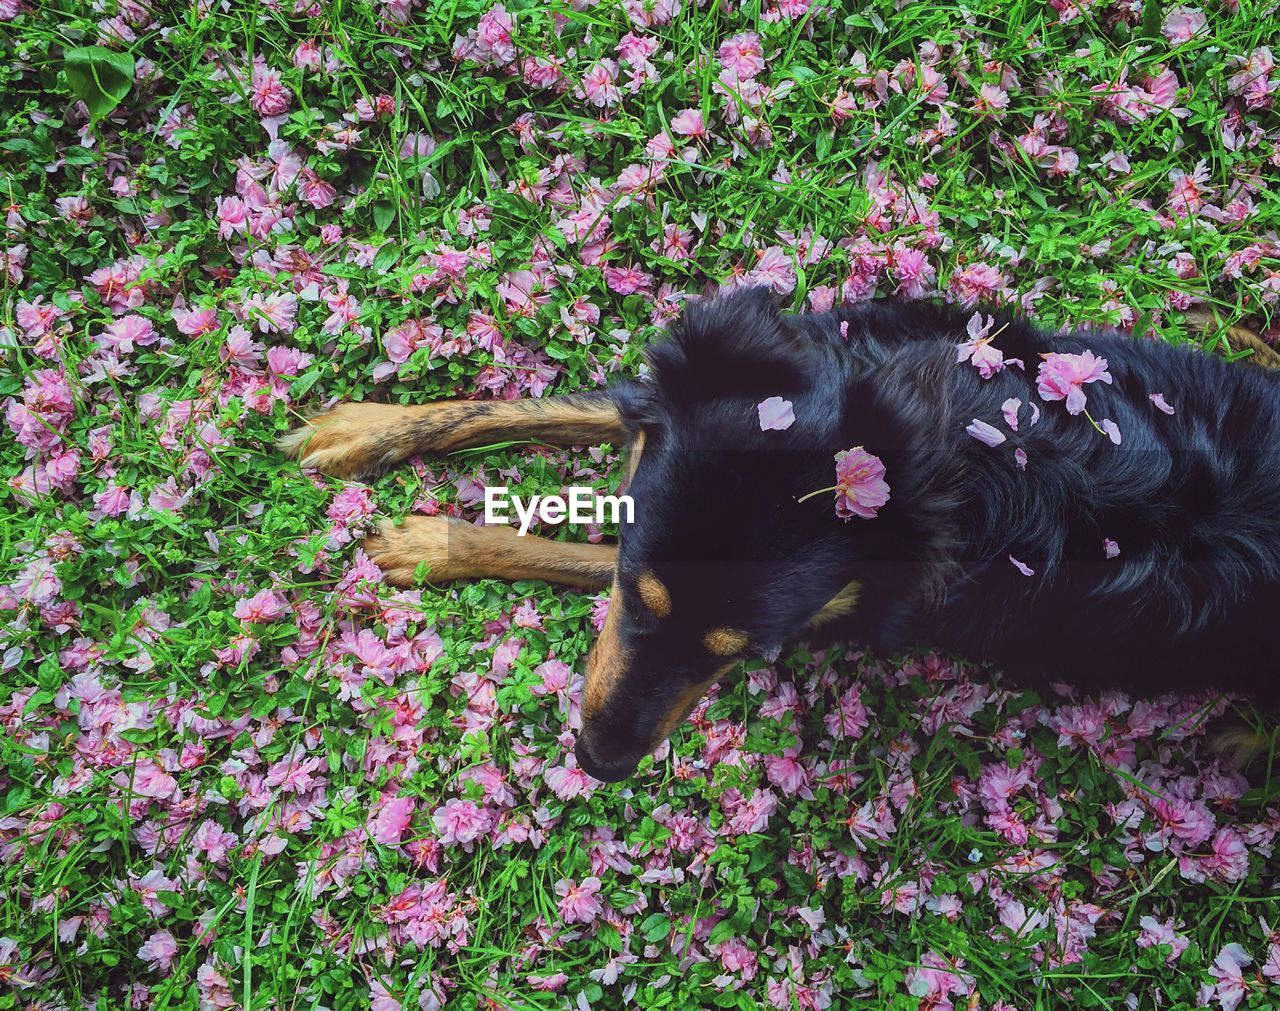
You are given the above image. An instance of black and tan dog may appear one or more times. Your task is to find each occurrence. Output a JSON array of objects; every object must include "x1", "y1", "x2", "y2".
[{"x1": 281, "y1": 289, "x2": 1280, "y2": 781}]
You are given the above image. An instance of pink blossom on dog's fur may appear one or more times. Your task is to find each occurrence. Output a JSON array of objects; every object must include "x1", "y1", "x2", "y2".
[
  {"x1": 1037, "y1": 350, "x2": 1112, "y2": 414},
  {"x1": 833, "y1": 447, "x2": 890, "y2": 520}
]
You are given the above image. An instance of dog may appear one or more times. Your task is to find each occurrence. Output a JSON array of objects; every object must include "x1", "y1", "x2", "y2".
[{"x1": 281, "y1": 287, "x2": 1280, "y2": 782}]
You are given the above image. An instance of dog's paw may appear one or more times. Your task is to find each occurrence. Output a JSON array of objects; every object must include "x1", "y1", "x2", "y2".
[
  {"x1": 277, "y1": 403, "x2": 412, "y2": 479},
  {"x1": 361, "y1": 516, "x2": 470, "y2": 587}
]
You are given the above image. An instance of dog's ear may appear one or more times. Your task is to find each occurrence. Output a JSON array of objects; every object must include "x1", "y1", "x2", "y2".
[{"x1": 647, "y1": 287, "x2": 813, "y2": 401}]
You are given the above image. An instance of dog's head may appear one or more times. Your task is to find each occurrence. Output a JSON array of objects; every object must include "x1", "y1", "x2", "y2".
[{"x1": 574, "y1": 288, "x2": 918, "y2": 781}]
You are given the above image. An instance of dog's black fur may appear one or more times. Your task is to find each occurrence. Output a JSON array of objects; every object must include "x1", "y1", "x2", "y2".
[{"x1": 579, "y1": 287, "x2": 1280, "y2": 775}]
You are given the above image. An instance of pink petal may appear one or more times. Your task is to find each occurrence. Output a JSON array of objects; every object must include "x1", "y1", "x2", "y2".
[
  {"x1": 1014, "y1": 447, "x2": 1028, "y2": 470},
  {"x1": 1001, "y1": 398, "x2": 1021, "y2": 431},
  {"x1": 757, "y1": 396, "x2": 796, "y2": 432},
  {"x1": 1149, "y1": 392, "x2": 1175, "y2": 415},
  {"x1": 1009, "y1": 555, "x2": 1035, "y2": 577},
  {"x1": 966, "y1": 419, "x2": 1006, "y2": 447},
  {"x1": 1100, "y1": 418, "x2": 1121, "y2": 445},
  {"x1": 1104, "y1": 538, "x2": 1120, "y2": 559}
]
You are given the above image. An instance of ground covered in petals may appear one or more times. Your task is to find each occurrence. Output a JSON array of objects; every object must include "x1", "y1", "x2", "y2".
[{"x1": 3, "y1": 1, "x2": 1280, "y2": 1009}]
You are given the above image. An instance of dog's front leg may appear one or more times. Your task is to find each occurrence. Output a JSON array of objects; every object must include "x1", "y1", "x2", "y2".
[
  {"x1": 363, "y1": 516, "x2": 617, "y2": 590},
  {"x1": 278, "y1": 392, "x2": 626, "y2": 479}
]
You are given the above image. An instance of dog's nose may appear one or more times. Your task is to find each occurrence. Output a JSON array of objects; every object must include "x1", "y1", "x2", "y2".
[{"x1": 574, "y1": 739, "x2": 637, "y2": 783}]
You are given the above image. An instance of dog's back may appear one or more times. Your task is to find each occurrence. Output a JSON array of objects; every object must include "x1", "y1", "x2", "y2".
[{"x1": 805, "y1": 301, "x2": 1280, "y2": 697}]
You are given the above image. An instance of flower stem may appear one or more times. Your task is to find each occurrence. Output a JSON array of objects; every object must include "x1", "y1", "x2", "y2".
[{"x1": 796, "y1": 485, "x2": 837, "y2": 504}]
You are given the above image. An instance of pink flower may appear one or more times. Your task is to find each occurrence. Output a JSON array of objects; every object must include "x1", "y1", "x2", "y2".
[
  {"x1": 555, "y1": 876, "x2": 603, "y2": 924},
  {"x1": 671, "y1": 108, "x2": 707, "y2": 138},
  {"x1": 101, "y1": 315, "x2": 157, "y2": 353},
  {"x1": 1203, "y1": 827, "x2": 1250, "y2": 882},
  {"x1": 976, "y1": 83, "x2": 1010, "y2": 115},
  {"x1": 215, "y1": 196, "x2": 248, "y2": 239},
  {"x1": 1150, "y1": 392, "x2": 1175, "y2": 415},
  {"x1": 1162, "y1": 6, "x2": 1207, "y2": 44},
  {"x1": 966, "y1": 419, "x2": 1006, "y2": 447},
  {"x1": 371, "y1": 795, "x2": 416, "y2": 846},
  {"x1": 173, "y1": 306, "x2": 219, "y2": 335},
  {"x1": 582, "y1": 59, "x2": 621, "y2": 107},
  {"x1": 1036, "y1": 350, "x2": 1112, "y2": 414},
  {"x1": 432, "y1": 798, "x2": 491, "y2": 848},
  {"x1": 1009, "y1": 556, "x2": 1034, "y2": 577},
  {"x1": 719, "y1": 33, "x2": 766, "y2": 80},
  {"x1": 757, "y1": 397, "x2": 795, "y2": 431},
  {"x1": 545, "y1": 762, "x2": 596, "y2": 798},
  {"x1": 133, "y1": 761, "x2": 179, "y2": 799},
  {"x1": 890, "y1": 244, "x2": 936, "y2": 299},
  {"x1": 1208, "y1": 943, "x2": 1252, "y2": 1011},
  {"x1": 1137, "y1": 916, "x2": 1189, "y2": 962},
  {"x1": 948, "y1": 262, "x2": 1006, "y2": 307},
  {"x1": 956, "y1": 314, "x2": 1021, "y2": 378},
  {"x1": 603, "y1": 265, "x2": 653, "y2": 295},
  {"x1": 370, "y1": 981, "x2": 402, "y2": 1011},
  {"x1": 14, "y1": 557, "x2": 61, "y2": 605},
  {"x1": 747, "y1": 247, "x2": 796, "y2": 294},
  {"x1": 250, "y1": 65, "x2": 291, "y2": 117},
  {"x1": 530, "y1": 659, "x2": 571, "y2": 696},
  {"x1": 138, "y1": 930, "x2": 178, "y2": 973},
  {"x1": 476, "y1": 4, "x2": 516, "y2": 63},
  {"x1": 833, "y1": 447, "x2": 890, "y2": 520},
  {"x1": 233, "y1": 589, "x2": 287, "y2": 623},
  {"x1": 1104, "y1": 538, "x2": 1120, "y2": 559},
  {"x1": 298, "y1": 170, "x2": 337, "y2": 209}
]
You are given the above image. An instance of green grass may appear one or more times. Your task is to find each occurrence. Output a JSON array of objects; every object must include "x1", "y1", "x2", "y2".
[{"x1": 1, "y1": 1, "x2": 1279, "y2": 1009}]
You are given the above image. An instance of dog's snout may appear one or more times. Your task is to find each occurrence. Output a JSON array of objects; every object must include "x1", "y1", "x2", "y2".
[{"x1": 574, "y1": 738, "x2": 638, "y2": 783}]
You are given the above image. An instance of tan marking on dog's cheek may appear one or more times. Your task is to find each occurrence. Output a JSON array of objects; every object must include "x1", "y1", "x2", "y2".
[
  {"x1": 808, "y1": 579, "x2": 862, "y2": 628},
  {"x1": 704, "y1": 627, "x2": 750, "y2": 656},
  {"x1": 637, "y1": 570, "x2": 672, "y2": 618},
  {"x1": 583, "y1": 582, "x2": 631, "y2": 721}
]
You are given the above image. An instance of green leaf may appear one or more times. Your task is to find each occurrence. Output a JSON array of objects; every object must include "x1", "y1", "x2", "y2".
[
  {"x1": 372, "y1": 242, "x2": 400, "y2": 272},
  {"x1": 64, "y1": 46, "x2": 136, "y2": 121},
  {"x1": 371, "y1": 200, "x2": 396, "y2": 232},
  {"x1": 640, "y1": 913, "x2": 671, "y2": 943}
]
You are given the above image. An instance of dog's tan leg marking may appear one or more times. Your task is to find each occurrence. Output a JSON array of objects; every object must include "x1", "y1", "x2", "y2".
[
  {"x1": 362, "y1": 516, "x2": 617, "y2": 589},
  {"x1": 808, "y1": 579, "x2": 862, "y2": 628},
  {"x1": 278, "y1": 393, "x2": 627, "y2": 479}
]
